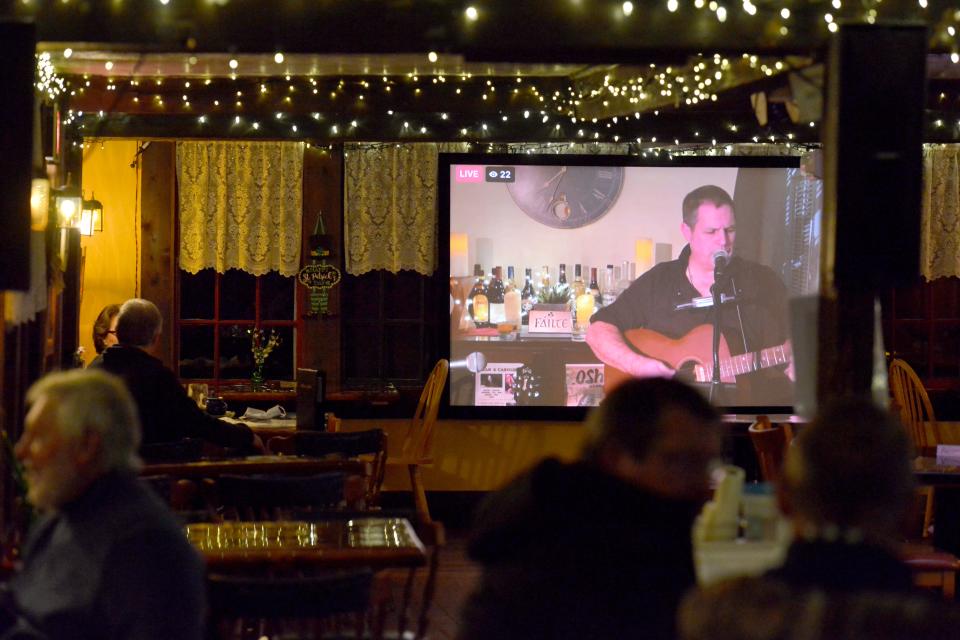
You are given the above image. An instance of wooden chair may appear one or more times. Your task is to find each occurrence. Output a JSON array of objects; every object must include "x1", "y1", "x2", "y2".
[
  {"x1": 903, "y1": 544, "x2": 960, "y2": 600},
  {"x1": 142, "y1": 475, "x2": 200, "y2": 512},
  {"x1": 747, "y1": 416, "x2": 793, "y2": 482},
  {"x1": 386, "y1": 359, "x2": 448, "y2": 523},
  {"x1": 209, "y1": 472, "x2": 349, "y2": 521},
  {"x1": 889, "y1": 357, "x2": 940, "y2": 451},
  {"x1": 396, "y1": 519, "x2": 445, "y2": 640},
  {"x1": 140, "y1": 438, "x2": 204, "y2": 464},
  {"x1": 889, "y1": 357, "x2": 938, "y2": 538},
  {"x1": 206, "y1": 569, "x2": 378, "y2": 639},
  {"x1": 268, "y1": 429, "x2": 387, "y2": 507}
]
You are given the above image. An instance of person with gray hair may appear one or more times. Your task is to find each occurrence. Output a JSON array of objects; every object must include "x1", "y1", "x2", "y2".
[
  {"x1": 93, "y1": 298, "x2": 260, "y2": 453},
  {"x1": 678, "y1": 398, "x2": 948, "y2": 640},
  {"x1": 459, "y1": 377, "x2": 722, "y2": 640},
  {"x1": 0, "y1": 369, "x2": 205, "y2": 639}
]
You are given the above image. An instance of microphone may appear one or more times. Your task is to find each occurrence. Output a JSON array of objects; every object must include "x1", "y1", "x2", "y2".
[
  {"x1": 450, "y1": 351, "x2": 488, "y2": 373},
  {"x1": 712, "y1": 250, "x2": 730, "y2": 271}
]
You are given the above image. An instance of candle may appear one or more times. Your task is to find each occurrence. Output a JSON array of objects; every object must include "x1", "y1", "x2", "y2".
[
  {"x1": 635, "y1": 237, "x2": 654, "y2": 276},
  {"x1": 504, "y1": 289, "x2": 521, "y2": 328},
  {"x1": 575, "y1": 293, "x2": 595, "y2": 329},
  {"x1": 450, "y1": 233, "x2": 469, "y2": 277}
]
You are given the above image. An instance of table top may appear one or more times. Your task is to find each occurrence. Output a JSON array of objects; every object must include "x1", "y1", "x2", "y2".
[
  {"x1": 694, "y1": 537, "x2": 790, "y2": 586},
  {"x1": 186, "y1": 517, "x2": 427, "y2": 569},
  {"x1": 143, "y1": 455, "x2": 368, "y2": 478},
  {"x1": 914, "y1": 456, "x2": 960, "y2": 484},
  {"x1": 222, "y1": 416, "x2": 299, "y2": 438}
]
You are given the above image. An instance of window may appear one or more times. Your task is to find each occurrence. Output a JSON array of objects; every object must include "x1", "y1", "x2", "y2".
[
  {"x1": 177, "y1": 268, "x2": 298, "y2": 383},
  {"x1": 340, "y1": 269, "x2": 441, "y2": 389},
  {"x1": 883, "y1": 277, "x2": 960, "y2": 390}
]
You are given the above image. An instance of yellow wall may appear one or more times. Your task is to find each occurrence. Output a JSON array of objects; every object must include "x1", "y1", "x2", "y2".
[
  {"x1": 345, "y1": 418, "x2": 590, "y2": 492},
  {"x1": 79, "y1": 140, "x2": 141, "y2": 365}
]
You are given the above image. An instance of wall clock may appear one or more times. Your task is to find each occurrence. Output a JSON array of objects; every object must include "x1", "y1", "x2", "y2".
[{"x1": 507, "y1": 165, "x2": 625, "y2": 228}]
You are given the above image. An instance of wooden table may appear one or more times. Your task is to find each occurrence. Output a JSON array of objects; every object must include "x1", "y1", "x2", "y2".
[
  {"x1": 186, "y1": 517, "x2": 427, "y2": 569},
  {"x1": 143, "y1": 455, "x2": 368, "y2": 479},
  {"x1": 239, "y1": 417, "x2": 299, "y2": 442},
  {"x1": 914, "y1": 455, "x2": 960, "y2": 556}
]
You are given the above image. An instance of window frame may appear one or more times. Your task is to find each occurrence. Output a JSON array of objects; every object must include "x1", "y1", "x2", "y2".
[
  {"x1": 339, "y1": 269, "x2": 441, "y2": 390},
  {"x1": 175, "y1": 268, "x2": 301, "y2": 385}
]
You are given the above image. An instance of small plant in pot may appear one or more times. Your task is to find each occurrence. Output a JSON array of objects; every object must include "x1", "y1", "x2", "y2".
[{"x1": 533, "y1": 283, "x2": 573, "y2": 311}]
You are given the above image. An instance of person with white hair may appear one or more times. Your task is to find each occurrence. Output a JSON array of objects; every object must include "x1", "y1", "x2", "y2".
[
  {"x1": 0, "y1": 369, "x2": 205, "y2": 639},
  {"x1": 94, "y1": 297, "x2": 261, "y2": 452}
]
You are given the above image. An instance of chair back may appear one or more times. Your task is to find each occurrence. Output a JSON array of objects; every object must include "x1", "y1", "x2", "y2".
[
  {"x1": 142, "y1": 475, "x2": 199, "y2": 512},
  {"x1": 889, "y1": 357, "x2": 939, "y2": 450},
  {"x1": 211, "y1": 472, "x2": 346, "y2": 520},
  {"x1": 402, "y1": 359, "x2": 448, "y2": 463},
  {"x1": 206, "y1": 570, "x2": 376, "y2": 639},
  {"x1": 747, "y1": 417, "x2": 792, "y2": 482},
  {"x1": 140, "y1": 438, "x2": 204, "y2": 464},
  {"x1": 268, "y1": 429, "x2": 388, "y2": 506}
]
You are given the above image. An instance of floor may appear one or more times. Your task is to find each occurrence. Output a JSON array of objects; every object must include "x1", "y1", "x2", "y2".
[{"x1": 379, "y1": 529, "x2": 481, "y2": 640}]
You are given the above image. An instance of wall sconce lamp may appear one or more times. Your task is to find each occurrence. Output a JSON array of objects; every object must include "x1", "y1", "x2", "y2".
[
  {"x1": 80, "y1": 194, "x2": 103, "y2": 236},
  {"x1": 54, "y1": 186, "x2": 82, "y2": 230},
  {"x1": 30, "y1": 177, "x2": 51, "y2": 231}
]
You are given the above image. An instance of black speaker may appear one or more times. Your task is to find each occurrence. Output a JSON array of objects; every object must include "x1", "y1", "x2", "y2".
[
  {"x1": 825, "y1": 23, "x2": 926, "y2": 289},
  {"x1": 0, "y1": 22, "x2": 35, "y2": 291}
]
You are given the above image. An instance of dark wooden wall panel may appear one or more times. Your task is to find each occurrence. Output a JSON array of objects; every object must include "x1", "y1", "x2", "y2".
[
  {"x1": 140, "y1": 141, "x2": 177, "y2": 368},
  {"x1": 300, "y1": 147, "x2": 343, "y2": 390},
  {"x1": 0, "y1": 22, "x2": 35, "y2": 291}
]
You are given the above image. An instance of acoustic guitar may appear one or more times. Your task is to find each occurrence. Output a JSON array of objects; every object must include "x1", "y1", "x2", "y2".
[{"x1": 603, "y1": 324, "x2": 792, "y2": 393}]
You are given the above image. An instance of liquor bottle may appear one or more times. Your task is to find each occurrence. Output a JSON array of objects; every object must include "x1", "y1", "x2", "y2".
[
  {"x1": 558, "y1": 263, "x2": 567, "y2": 286},
  {"x1": 540, "y1": 265, "x2": 551, "y2": 291},
  {"x1": 602, "y1": 264, "x2": 616, "y2": 306},
  {"x1": 573, "y1": 264, "x2": 586, "y2": 298},
  {"x1": 617, "y1": 260, "x2": 632, "y2": 297},
  {"x1": 504, "y1": 267, "x2": 522, "y2": 328},
  {"x1": 521, "y1": 268, "x2": 535, "y2": 324},
  {"x1": 488, "y1": 266, "x2": 506, "y2": 324},
  {"x1": 468, "y1": 264, "x2": 489, "y2": 326},
  {"x1": 589, "y1": 267, "x2": 602, "y2": 307}
]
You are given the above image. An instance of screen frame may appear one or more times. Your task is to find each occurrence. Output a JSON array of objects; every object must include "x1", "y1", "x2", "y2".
[{"x1": 438, "y1": 152, "x2": 804, "y2": 421}]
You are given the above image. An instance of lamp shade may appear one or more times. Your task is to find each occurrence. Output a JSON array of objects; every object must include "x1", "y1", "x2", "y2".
[
  {"x1": 54, "y1": 186, "x2": 82, "y2": 229},
  {"x1": 81, "y1": 195, "x2": 103, "y2": 235},
  {"x1": 30, "y1": 177, "x2": 50, "y2": 231}
]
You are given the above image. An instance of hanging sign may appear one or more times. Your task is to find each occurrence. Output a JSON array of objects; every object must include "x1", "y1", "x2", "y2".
[{"x1": 298, "y1": 262, "x2": 342, "y2": 317}]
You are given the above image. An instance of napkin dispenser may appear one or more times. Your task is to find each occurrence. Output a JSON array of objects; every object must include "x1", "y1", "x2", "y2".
[{"x1": 694, "y1": 465, "x2": 745, "y2": 542}]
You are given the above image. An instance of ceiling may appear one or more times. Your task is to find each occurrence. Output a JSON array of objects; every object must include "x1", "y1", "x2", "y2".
[{"x1": 15, "y1": 1, "x2": 960, "y2": 145}]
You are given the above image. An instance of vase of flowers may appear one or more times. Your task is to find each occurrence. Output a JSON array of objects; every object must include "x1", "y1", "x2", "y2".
[{"x1": 249, "y1": 328, "x2": 281, "y2": 390}]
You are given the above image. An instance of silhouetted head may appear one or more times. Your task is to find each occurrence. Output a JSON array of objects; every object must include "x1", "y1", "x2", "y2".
[{"x1": 583, "y1": 378, "x2": 722, "y2": 500}]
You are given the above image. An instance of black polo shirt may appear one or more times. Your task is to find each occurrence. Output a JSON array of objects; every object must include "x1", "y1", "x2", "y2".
[{"x1": 592, "y1": 245, "x2": 792, "y2": 405}]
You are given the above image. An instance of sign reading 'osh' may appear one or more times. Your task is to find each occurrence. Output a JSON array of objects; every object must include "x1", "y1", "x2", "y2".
[{"x1": 528, "y1": 309, "x2": 572, "y2": 335}]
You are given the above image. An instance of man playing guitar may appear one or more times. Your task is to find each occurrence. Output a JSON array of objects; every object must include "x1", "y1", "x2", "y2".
[{"x1": 585, "y1": 185, "x2": 794, "y2": 405}]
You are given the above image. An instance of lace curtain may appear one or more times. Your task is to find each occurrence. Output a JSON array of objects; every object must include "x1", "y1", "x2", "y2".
[
  {"x1": 176, "y1": 141, "x2": 304, "y2": 276},
  {"x1": 922, "y1": 145, "x2": 960, "y2": 280},
  {"x1": 344, "y1": 143, "x2": 468, "y2": 275}
]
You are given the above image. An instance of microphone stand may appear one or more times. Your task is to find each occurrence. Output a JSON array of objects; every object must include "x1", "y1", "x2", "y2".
[{"x1": 709, "y1": 260, "x2": 726, "y2": 404}]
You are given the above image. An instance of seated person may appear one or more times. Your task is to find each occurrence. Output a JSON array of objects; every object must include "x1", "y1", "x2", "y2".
[
  {"x1": 679, "y1": 398, "x2": 955, "y2": 640},
  {"x1": 0, "y1": 369, "x2": 205, "y2": 639},
  {"x1": 458, "y1": 378, "x2": 722, "y2": 640},
  {"x1": 93, "y1": 298, "x2": 261, "y2": 453},
  {"x1": 88, "y1": 303, "x2": 120, "y2": 368}
]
